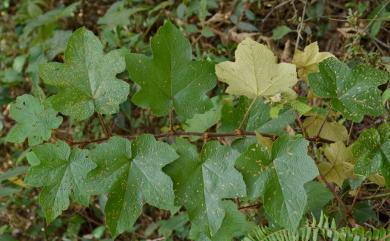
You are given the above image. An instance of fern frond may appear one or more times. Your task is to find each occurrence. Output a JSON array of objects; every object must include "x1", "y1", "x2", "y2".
[{"x1": 244, "y1": 212, "x2": 390, "y2": 241}]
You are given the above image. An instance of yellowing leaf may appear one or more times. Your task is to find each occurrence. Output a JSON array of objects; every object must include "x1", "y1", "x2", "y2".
[
  {"x1": 292, "y1": 42, "x2": 333, "y2": 80},
  {"x1": 216, "y1": 38, "x2": 297, "y2": 99},
  {"x1": 368, "y1": 174, "x2": 385, "y2": 187},
  {"x1": 10, "y1": 177, "x2": 28, "y2": 188},
  {"x1": 255, "y1": 132, "x2": 273, "y2": 151},
  {"x1": 303, "y1": 116, "x2": 348, "y2": 142},
  {"x1": 319, "y1": 142, "x2": 354, "y2": 187}
]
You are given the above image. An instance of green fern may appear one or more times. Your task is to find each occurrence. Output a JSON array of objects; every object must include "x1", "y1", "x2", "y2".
[{"x1": 244, "y1": 212, "x2": 390, "y2": 241}]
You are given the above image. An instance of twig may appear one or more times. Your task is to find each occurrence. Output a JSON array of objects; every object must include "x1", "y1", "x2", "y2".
[
  {"x1": 239, "y1": 203, "x2": 260, "y2": 210},
  {"x1": 295, "y1": 113, "x2": 307, "y2": 138},
  {"x1": 75, "y1": 209, "x2": 103, "y2": 226},
  {"x1": 317, "y1": 174, "x2": 356, "y2": 227},
  {"x1": 360, "y1": 192, "x2": 390, "y2": 200},
  {"x1": 350, "y1": 186, "x2": 361, "y2": 211},
  {"x1": 295, "y1": 0, "x2": 308, "y2": 51},
  {"x1": 346, "y1": 122, "x2": 354, "y2": 146},
  {"x1": 261, "y1": 0, "x2": 292, "y2": 31},
  {"x1": 363, "y1": 0, "x2": 390, "y2": 33}
]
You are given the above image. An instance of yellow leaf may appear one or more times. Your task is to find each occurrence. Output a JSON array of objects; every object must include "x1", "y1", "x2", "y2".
[
  {"x1": 292, "y1": 42, "x2": 333, "y2": 81},
  {"x1": 303, "y1": 116, "x2": 348, "y2": 142},
  {"x1": 318, "y1": 142, "x2": 354, "y2": 187},
  {"x1": 216, "y1": 38, "x2": 298, "y2": 99}
]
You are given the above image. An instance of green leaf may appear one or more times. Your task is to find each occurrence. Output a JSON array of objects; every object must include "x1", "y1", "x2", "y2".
[
  {"x1": 39, "y1": 27, "x2": 129, "y2": 121},
  {"x1": 12, "y1": 55, "x2": 26, "y2": 73},
  {"x1": 263, "y1": 136, "x2": 319, "y2": 230},
  {"x1": 304, "y1": 181, "x2": 333, "y2": 212},
  {"x1": 157, "y1": 213, "x2": 189, "y2": 237},
  {"x1": 22, "y1": 2, "x2": 80, "y2": 37},
  {"x1": 86, "y1": 136, "x2": 131, "y2": 195},
  {"x1": 184, "y1": 96, "x2": 222, "y2": 138},
  {"x1": 382, "y1": 88, "x2": 390, "y2": 104},
  {"x1": 235, "y1": 142, "x2": 272, "y2": 200},
  {"x1": 0, "y1": 166, "x2": 28, "y2": 183},
  {"x1": 368, "y1": 2, "x2": 390, "y2": 38},
  {"x1": 352, "y1": 200, "x2": 377, "y2": 224},
  {"x1": 309, "y1": 57, "x2": 388, "y2": 122},
  {"x1": 88, "y1": 135, "x2": 178, "y2": 237},
  {"x1": 165, "y1": 138, "x2": 246, "y2": 239},
  {"x1": 191, "y1": 201, "x2": 255, "y2": 241},
  {"x1": 25, "y1": 141, "x2": 95, "y2": 223},
  {"x1": 272, "y1": 25, "x2": 292, "y2": 40},
  {"x1": 126, "y1": 21, "x2": 216, "y2": 120},
  {"x1": 44, "y1": 30, "x2": 72, "y2": 60},
  {"x1": 352, "y1": 123, "x2": 390, "y2": 187},
  {"x1": 97, "y1": 1, "x2": 147, "y2": 29},
  {"x1": 289, "y1": 99, "x2": 312, "y2": 115},
  {"x1": 218, "y1": 96, "x2": 295, "y2": 135},
  {"x1": 0, "y1": 186, "x2": 21, "y2": 197},
  {"x1": 6, "y1": 94, "x2": 62, "y2": 146}
]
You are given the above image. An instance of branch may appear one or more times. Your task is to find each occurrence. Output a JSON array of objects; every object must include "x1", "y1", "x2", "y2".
[{"x1": 65, "y1": 130, "x2": 333, "y2": 146}]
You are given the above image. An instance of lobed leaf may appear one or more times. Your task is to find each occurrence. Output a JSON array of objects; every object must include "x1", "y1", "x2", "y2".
[
  {"x1": 87, "y1": 135, "x2": 178, "y2": 237},
  {"x1": 292, "y1": 42, "x2": 333, "y2": 80},
  {"x1": 25, "y1": 141, "x2": 95, "y2": 223},
  {"x1": 165, "y1": 138, "x2": 246, "y2": 239},
  {"x1": 352, "y1": 123, "x2": 390, "y2": 187},
  {"x1": 126, "y1": 21, "x2": 216, "y2": 120},
  {"x1": 216, "y1": 38, "x2": 297, "y2": 99},
  {"x1": 318, "y1": 141, "x2": 354, "y2": 187},
  {"x1": 39, "y1": 27, "x2": 129, "y2": 120},
  {"x1": 309, "y1": 57, "x2": 388, "y2": 122},
  {"x1": 236, "y1": 136, "x2": 319, "y2": 230},
  {"x1": 6, "y1": 94, "x2": 62, "y2": 146}
]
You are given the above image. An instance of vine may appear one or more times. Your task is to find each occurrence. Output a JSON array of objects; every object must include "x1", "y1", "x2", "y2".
[{"x1": 5, "y1": 20, "x2": 390, "y2": 240}]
